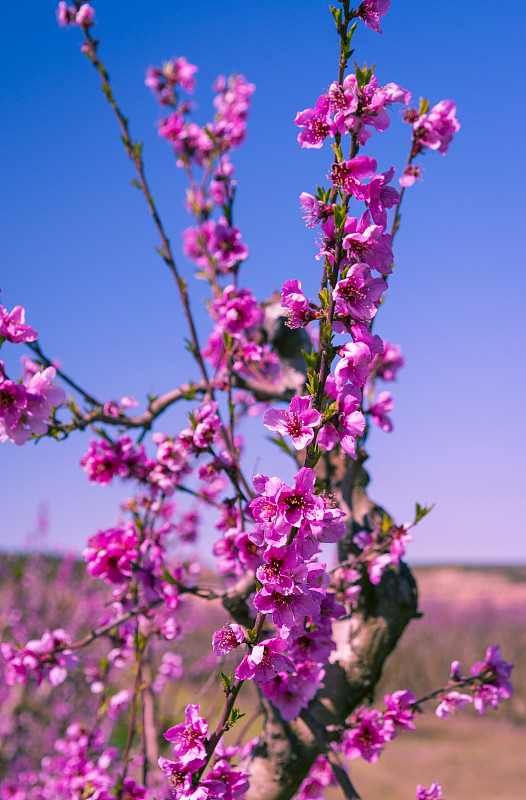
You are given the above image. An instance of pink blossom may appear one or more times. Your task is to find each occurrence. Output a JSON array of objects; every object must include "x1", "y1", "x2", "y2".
[
  {"x1": 368, "y1": 552, "x2": 395, "y2": 584},
  {"x1": 256, "y1": 544, "x2": 306, "y2": 595},
  {"x1": 83, "y1": 523, "x2": 139, "y2": 585},
  {"x1": 295, "y1": 95, "x2": 337, "y2": 149},
  {"x1": 374, "y1": 340, "x2": 405, "y2": 381},
  {"x1": 164, "y1": 704, "x2": 209, "y2": 765},
  {"x1": 399, "y1": 164, "x2": 422, "y2": 187},
  {"x1": 357, "y1": 0, "x2": 391, "y2": 34},
  {"x1": 56, "y1": 2, "x2": 76, "y2": 26},
  {"x1": 383, "y1": 690, "x2": 417, "y2": 740},
  {"x1": 414, "y1": 100, "x2": 460, "y2": 155},
  {"x1": 80, "y1": 435, "x2": 153, "y2": 485},
  {"x1": 261, "y1": 663, "x2": 325, "y2": 721},
  {"x1": 107, "y1": 689, "x2": 131, "y2": 720},
  {"x1": 317, "y1": 384, "x2": 365, "y2": 458},
  {"x1": 158, "y1": 756, "x2": 204, "y2": 794},
  {"x1": 254, "y1": 584, "x2": 321, "y2": 633},
  {"x1": 235, "y1": 637, "x2": 294, "y2": 684},
  {"x1": 158, "y1": 111, "x2": 185, "y2": 143},
  {"x1": 263, "y1": 396, "x2": 321, "y2": 450},
  {"x1": 75, "y1": 3, "x2": 95, "y2": 27},
  {"x1": 334, "y1": 341, "x2": 373, "y2": 388},
  {"x1": 275, "y1": 467, "x2": 325, "y2": 531},
  {"x1": 212, "y1": 285, "x2": 262, "y2": 336},
  {"x1": 333, "y1": 263, "x2": 387, "y2": 322},
  {"x1": 146, "y1": 56, "x2": 198, "y2": 104},
  {"x1": 350, "y1": 321, "x2": 384, "y2": 356},
  {"x1": 192, "y1": 401, "x2": 221, "y2": 449},
  {"x1": 369, "y1": 390, "x2": 394, "y2": 432},
  {"x1": 299, "y1": 193, "x2": 323, "y2": 228},
  {"x1": 327, "y1": 81, "x2": 359, "y2": 129},
  {"x1": 281, "y1": 280, "x2": 312, "y2": 328},
  {"x1": 212, "y1": 625, "x2": 245, "y2": 656},
  {"x1": 0, "y1": 302, "x2": 37, "y2": 343},
  {"x1": 212, "y1": 73, "x2": 255, "y2": 149},
  {"x1": 341, "y1": 709, "x2": 385, "y2": 763},
  {"x1": 341, "y1": 212, "x2": 394, "y2": 275},
  {"x1": 435, "y1": 691, "x2": 473, "y2": 719},
  {"x1": 330, "y1": 155, "x2": 377, "y2": 201},
  {"x1": 0, "y1": 366, "x2": 65, "y2": 445},
  {"x1": 367, "y1": 167, "x2": 399, "y2": 227},
  {"x1": 416, "y1": 783, "x2": 446, "y2": 800},
  {"x1": 296, "y1": 756, "x2": 337, "y2": 800},
  {"x1": 470, "y1": 645, "x2": 514, "y2": 713}
]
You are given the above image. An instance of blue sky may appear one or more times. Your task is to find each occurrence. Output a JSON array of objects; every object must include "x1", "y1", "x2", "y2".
[{"x1": 1, "y1": 1, "x2": 525, "y2": 563}]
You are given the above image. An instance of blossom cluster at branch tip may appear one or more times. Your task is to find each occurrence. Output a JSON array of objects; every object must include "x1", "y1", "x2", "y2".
[
  {"x1": 0, "y1": 359, "x2": 65, "y2": 445},
  {"x1": 0, "y1": 295, "x2": 37, "y2": 344},
  {"x1": 56, "y1": 2, "x2": 95, "y2": 28}
]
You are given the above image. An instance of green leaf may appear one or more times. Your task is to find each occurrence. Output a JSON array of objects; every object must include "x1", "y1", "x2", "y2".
[
  {"x1": 330, "y1": 141, "x2": 343, "y2": 162},
  {"x1": 301, "y1": 348, "x2": 318, "y2": 370},
  {"x1": 228, "y1": 708, "x2": 245, "y2": 726},
  {"x1": 418, "y1": 97, "x2": 430, "y2": 116},
  {"x1": 306, "y1": 372, "x2": 320, "y2": 397},
  {"x1": 246, "y1": 627, "x2": 258, "y2": 644},
  {"x1": 381, "y1": 512, "x2": 394, "y2": 534},
  {"x1": 333, "y1": 204, "x2": 346, "y2": 230},
  {"x1": 329, "y1": 5, "x2": 343, "y2": 27},
  {"x1": 308, "y1": 446, "x2": 323, "y2": 467},
  {"x1": 324, "y1": 400, "x2": 339, "y2": 420},
  {"x1": 414, "y1": 502, "x2": 435, "y2": 525},
  {"x1": 221, "y1": 672, "x2": 232, "y2": 695},
  {"x1": 315, "y1": 185, "x2": 330, "y2": 203},
  {"x1": 318, "y1": 287, "x2": 330, "y2": 310},
  {"x1": 355, "y1": 62, "x2": 374, "y2": 90}
]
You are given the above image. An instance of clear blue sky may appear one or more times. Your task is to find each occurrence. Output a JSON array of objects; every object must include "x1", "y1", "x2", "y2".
[{"x1": 1, "y1": 1, "x2": 525, "y2": 563}]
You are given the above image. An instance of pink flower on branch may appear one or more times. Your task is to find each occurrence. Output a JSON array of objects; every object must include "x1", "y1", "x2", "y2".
[
  {"x1": 164, "y1": 704, "x2": 209, "y2": 765},
  {"x1": 369, "y1": 390, "x2": 394, "y2": 432},
  {"x1": 263, "y1": 396, "x2": 322, "y2": 450},
  {"x1": 413, "y1": 100, "x2": 460, "y2": 156},
  {"x1": 212, "y1": 624, "x2": 245, "y2": 656},
  {"x1": 0, "y1": 301, "x2": 37, "y2": 344},
  {"x1": 333, "y1": 263, "x2": 387, "y2": 322},
  {"x1": 357, "y1": 0, "x2": 391, "y2": 34},
  {"x1": 330, "y1": 155, "x2": 377, "y2": 202},
  {"x1": 435, "y1": 691, "x2": 473, "y2": 719},
  {"x1": 416, "y1": 783, "x2": 447, "y2": 800},
  {"x1": 281, "y1": 280, "x2": 313, "y2": 329},
  {"x1": 341, "y1": 708, "x2": 385, "y2": 763},
  {"x1": 235, "y1": 637, "x2": 294, "y2": 684},
  {"x1": 295, "y1": 95, "x2": 337, "y2": 149}
]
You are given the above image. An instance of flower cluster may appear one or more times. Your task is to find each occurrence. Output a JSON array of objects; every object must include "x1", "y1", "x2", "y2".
[
  {"x1": 56, "y1": 2, "x2": 95, "y2": 28},
  {"x1": 0, "y1": 361, "x2": 65, "y2": 445},
  {"x1": 159, "y1": 705, "x2": 249, "y2": 800},
  {"x1": 0, "y1": 628, "x2": 77, "y2": 687},
  {"x1": 80, "y1": 435, "x2": 154, "y2": 485},
  {"x1": 400, "y1": 99, "x2": 460, "y2": 186},
  {"x1": 1, "y1": 721, "x2": 145, "y2": 800},
  {"x1": 341, "y1": 690, "x2": 417, "y2": 763}
]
